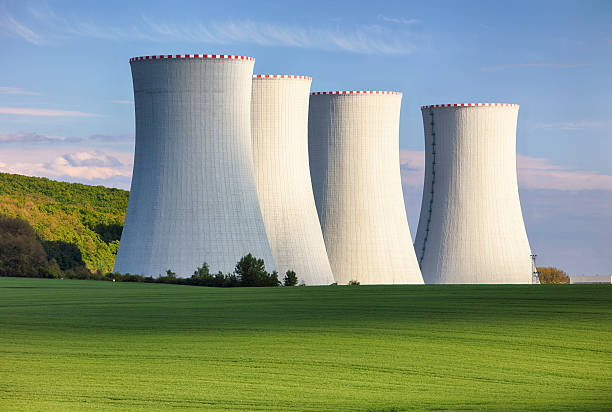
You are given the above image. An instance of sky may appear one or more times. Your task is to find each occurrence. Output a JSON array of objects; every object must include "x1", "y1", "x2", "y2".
[{"x1": 0, "y1": 0, "x2": 610, "y2": 275}]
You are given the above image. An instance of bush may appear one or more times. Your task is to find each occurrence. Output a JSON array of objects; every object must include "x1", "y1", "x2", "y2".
[
  {"x1": 189, "y1": 263, "x2": 241, "y2": 287},
  {"x1": 538, "y1": 267, "x2": 570, "y2": 284},
  {"x1": 348, "y1": 280, "x2": 360, "y2": 286},
  {"x1": 235, "y1": 253, "x2": 279, "y2": 287},
  {"x1": 283, "y1": 270, "x2": 298, "y2": 286}
]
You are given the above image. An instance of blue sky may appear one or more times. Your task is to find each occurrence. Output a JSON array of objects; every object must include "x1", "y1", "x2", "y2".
[{"x1": 0, "y1": 0, "x2": 610, "y2": 275}]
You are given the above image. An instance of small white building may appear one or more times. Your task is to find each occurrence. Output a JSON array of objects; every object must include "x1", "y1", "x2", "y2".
[{"x1": 569, "y1": 275, "x2": 612, "y2": 284}]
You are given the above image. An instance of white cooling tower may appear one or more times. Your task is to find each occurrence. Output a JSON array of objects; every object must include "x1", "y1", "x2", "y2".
[
  {"x1": 308, "y1": 91, "x2": 423, "y2": 285},
  {"x1": 414, "y1": 103, "x2": 532, "y2": 284},
  {"x1": 251, "y1": 75, "x2": 335, "y2": 285},
  {"x1": 114, "y1": 54, "x2": 275, "y2": 277}
]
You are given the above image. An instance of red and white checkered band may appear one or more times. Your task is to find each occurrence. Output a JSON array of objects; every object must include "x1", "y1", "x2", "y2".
[
  {"x1": 253, "y1": 74, "x2": 312, "y2": 80},
  {"x1": 420, "y1": 103, "x2": 519, "y2": 109},
  {"x1": 129, "y1": 54, "x2": 255, "y2": 62},
  {"x1": 311, "y1": 91, "x2": 401, "y2": 96}
]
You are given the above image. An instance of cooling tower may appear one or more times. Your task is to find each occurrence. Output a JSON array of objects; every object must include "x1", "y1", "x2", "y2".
[
  {"x1": 414, "y1": 103, "x2": 532, "y2": 284},
  {"x1": 308, "y1": 91, "x2": 423, "y2": 285},
  {"x1": 251, "y1": 75, "x2": 334, "y2": 285},
  {"x1": 114, "y1": 54, "x2": 275, "y2": 277}
]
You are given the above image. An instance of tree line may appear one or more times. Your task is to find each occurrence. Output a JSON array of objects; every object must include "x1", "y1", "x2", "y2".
[{"x1": 0, "y1": 215, "x2": 299, "y2": 287}]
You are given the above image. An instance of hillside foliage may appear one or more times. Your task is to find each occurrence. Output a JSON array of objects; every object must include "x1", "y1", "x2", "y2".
[{"x1": 0, "y1": 173, "x2": 128, "y2": 273}]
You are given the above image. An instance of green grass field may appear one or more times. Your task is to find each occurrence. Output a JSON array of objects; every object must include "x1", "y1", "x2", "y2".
[{"x1": 0, "y1": 278, "x2": 610, "y2": 411}]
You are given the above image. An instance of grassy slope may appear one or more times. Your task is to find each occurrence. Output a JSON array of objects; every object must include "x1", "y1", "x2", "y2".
[
  {"x1": 0, "y1": 173, "x2": 128, "y2": 273},
  {"x1": 0, "y1": 278, "x2": 610, "y2": 411}
]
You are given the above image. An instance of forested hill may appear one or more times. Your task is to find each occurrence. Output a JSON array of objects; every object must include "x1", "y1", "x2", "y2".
[{"x1": 0, "y1": 173, "x2": 129, "y2": 273}]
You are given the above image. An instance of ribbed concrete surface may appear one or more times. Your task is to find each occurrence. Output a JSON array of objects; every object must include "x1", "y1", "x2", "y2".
[
  {"x1": 251, "y1": 77, "x2": 334, "y2": 285},
  {"x1": 414, "y1": 105, "x2": 532, "y2": 284},
  {"x1": 114, "y1": 57, "x2": 275, "y2": 277},
  {"x1": 308, "y1": 93, "x2": 423, "y2": 285}
]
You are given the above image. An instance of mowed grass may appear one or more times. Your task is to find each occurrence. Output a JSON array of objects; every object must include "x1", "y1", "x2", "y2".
[{"x1": 0, "y1": 278, "x2": 610, "y2": 411}]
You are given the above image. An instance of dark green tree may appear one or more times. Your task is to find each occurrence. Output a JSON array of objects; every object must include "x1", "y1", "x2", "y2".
[
  {"x1": 234, "y1": 254, "x2": 278, "y2": 287},
  {"x1": 283, "y1": 270, "x2": 298, "y2": 286}
]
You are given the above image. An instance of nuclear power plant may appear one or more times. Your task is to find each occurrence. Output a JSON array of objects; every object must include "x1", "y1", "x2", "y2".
[
  {"x1": 251, "y1": 75, "x2": 334, "y2": 285},
  {"x1": 115, "y1": 52, "x2": 532, "y2": 285},
  {"x1": 114, "y1": 54, "x2": 275, "y2": 277},
  {"x1": 413, "y1": 104, "x2": 532, "y2": 284},
  {"x1": 308, "y1": 91, "x2": 423, "y2": 285}
]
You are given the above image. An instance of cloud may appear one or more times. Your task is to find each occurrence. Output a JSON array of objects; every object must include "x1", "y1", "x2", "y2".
[
  {"x1": 398, "y1": 149, "x2": 612, "y2": 192},
  {"x1": 480, "y1": 62, "x2": 588, "y2": 71},
  {"x1": 3, "y1": 7, "x2": 418, "y2": 56},
  {"x1": 0, "y1": 147, "x2": 133, "y2": 188},
  {"x1": 399, "y1": 150, "x2": 425, "y2": 187},
  {"x1": 0, "y1": 132, "x2": 82, "y2": 144},
  {"x1": 111, "y1": 100, "x2": 133, "y2": 104},
  {"x1": 517, "y1": 155, "x2": 612, "y2": 191},
  {"x1": 533, "y1": 120, "x2": 612, "y2": 131},
  {"x1": 61, "y1": 151, "x2": 123, "y2": 168},
  {"x1": 0, "y1": 13, "x2": 42, "y2": 44},
  {"x1": 139, "y1": 18, "x2": 417, "y2": 55},
  {"x1": 0, "y1": 86, "x2": 40, "y2": 96},
  {"x1": 378, "y1": 15, "x2": 420, "y2": 25},
  {"x1": 88, "y1": 133, "x2": 135, "y2": 142},
  {"x1": 607, "y1": 37, "x2": 612, "y2": 44},
  {"x1": 0, "y1": 131, "x2": 134, "y2": 145},
  {"x1": 0, "y1": 106, "x2": 101, "y2": 117}
]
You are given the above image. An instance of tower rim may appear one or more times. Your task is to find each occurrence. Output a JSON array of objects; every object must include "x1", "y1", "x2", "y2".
[
  {"x1": 129, "y1": 54, "x2": 254, "y2": 62},
  {"x1": 421, "y1": 103, "x2": 519, "y2": 109}
]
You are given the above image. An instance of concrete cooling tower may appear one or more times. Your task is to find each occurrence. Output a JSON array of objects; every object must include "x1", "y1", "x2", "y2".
[
  {"x1": 114, "y1": 54, "x2": 275, "y2": 277},
  {"x1": 308, "y1": 91, "x2": 423, "y2": 285},
  {"x1": 414, "y1": 103, "x2": 532, "y2": 284},
  {"x1": 251, "y1": 75, "x2": 335, "y2": 285}
]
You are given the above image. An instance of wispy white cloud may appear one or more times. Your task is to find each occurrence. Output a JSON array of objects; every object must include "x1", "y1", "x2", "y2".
[
  {"x1": 0, "y1": 132, "x2": 82, "y2": 144},
  {"x1": 399, "y1": 150, "x2": 425, "y2": 187},
  {"x1": 378, "y1": 15, "x2": 420, "y2": 25},
  {"x1": 134, "y1": 18, "x2": 418, "y2": 55},
  {"x1": 480, "y1": 62, "x2": 588, "y2": 71},
  {"x1": 517, "y1": 155, "x2": 612, "y2": 191},
  {"x1": 0, "y1": 106, "x2": 101, "y2": 117},
  {"x1": 111, "y1": 100, "x2": 133, "y2": 105},
  {"x1": 2, "y1": 7, "x2": 418, "y2": 55},
  {"x1": 0, "y1": 13, "x2": 42, "y2": 44},
  {"x1": 398, "y1": 149, "x2": 612, "y2": 192},
  {"x1": 0, "y1": 132, "x2": 134, "y2": 147},
  {"x1": 61, "y1": 151, "x2": 123, "y2": 168},
  {"x1": 0, "y1": 131, "x2": 134, "y2": 145},
  {"x1": 534, "y1": 120, "x2": 612, "y2": 131},
  {"x1": 88, "y1": 133, "x2": 134, "y2": 142},
  {"x1": 0, "y1": 86, "x2": 40, "y2": 96}
]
